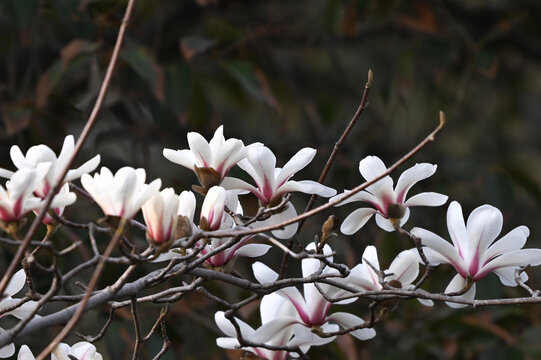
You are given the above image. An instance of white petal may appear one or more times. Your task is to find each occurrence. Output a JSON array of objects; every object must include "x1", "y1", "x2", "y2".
[
  {"x1": 187, "y1": 131, "x2": 212, "y2": 167},
  {"x1": 216, "y1": 337, "x2": 241, "y2": 350},
  {"x1": 444, "y1": 274, "x2": 476, "y2": 308},
  {"x1": 326, "y1": 312, "x2": 376, "y2": 340},
  {"x1": 394, "y1": 163, "x2": 437, "y2": 203},
  {"x1": 211, "y1": 138, "x2": 245, "y2": 176},
  {"x1": 163, "y1": 148, "x2": 197, "y2": 170},
  {"x1": 10, "y1": 145, "x2": 31, "y2": 169},
  {"x1": 252, "y1": 262, "x2": 279, "y2": 283},
  {"x1": 0, "y1": 169, "x2": 14, "y2": 179},
  {"x1": 275, "y1": 148, "x2": 316, "y2": 187},
  {"x1": 260, "y1": 293, "x2": 286, "y2": 325},
  {"x1": 331, "y1": 190, "x2": 379, "y2": 207},
  {"x1": 362, "y1": 245, "x2": 380, "y2": 272},
  {"x1": 214, "y1": 311, "x2": 254, "y2": 338},
  {"x1": 65, "y1": 154, "x2": 101, "y2": 183},
  {"x1": 17, "y1": 344, "x2": 34, "y2": 360},
  {"x1": 446, "y1": 201, "x2": 469, "y2": 259},
  {"x1": 482, "y1": 226, "x2": 529, "y2": 265},
  {"x1": 245, "y1": 146, "x2": 277, "y2": 194},
  {"x1": 375, "y1": 212, "x2": 398, "y2": 232},
  {"x1": 279, "y1": 180, "x2": 336, "y2": 198},
  {"x1": 404, "y1": 192, "x2": 448, "y2": 207},
  {"x1": 387, "y1": 250, "x2": 419, "y2": 286},
  {"x1": 235, "y1": 244, "x2": 271, "y2": 258},
  {"x1": 476, "y1": 249, "x2": 541, "y2": 281},
  {"x1": 0, "y1": 329, "x2": 15, "y2": 358},
  {"x1": 70, "y1": 342, "x2": 97, "y2": 360},
  {"x1": 340, "y1": 208, "x2": 377, "y2": 235},
  {"x1": 177, "y1": 190, "x2": 196, "y2": 221},
  {"x1": 220, "y1": 176, "x2": 259, "y2": 195},
  {"x1": 358, "y1": 156, "x2": 394, "y2": 200},
  {"x1": 259, "y1": 203, "x2": 298, "y2": 239},
  {"x1": 251, "y1": 316, "x2": 298, "y2": 343},
  {"x1": 4, "y1": 269, "x2": 26, "y2": 297},
  {"x1": 466, "y1": 204, "x2": 503, "y2": 262}
]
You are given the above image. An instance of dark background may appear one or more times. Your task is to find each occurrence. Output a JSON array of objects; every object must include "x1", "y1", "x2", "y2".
[{"x1": 1, "y1": 0, "x2": 541, "y2": 359}]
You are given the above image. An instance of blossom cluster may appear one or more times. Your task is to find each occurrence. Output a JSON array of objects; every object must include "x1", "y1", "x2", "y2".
[{"x1": 0, "y1": 126, "x2": 540, "y2": 359}]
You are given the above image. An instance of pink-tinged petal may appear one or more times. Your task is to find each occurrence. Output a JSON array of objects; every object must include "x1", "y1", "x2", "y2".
[
  {"x1": 394, "y1": 163, "x2": 437, "y2": 203},
  {"x1": 235, "y1": 243, "x2": 271, "y2": 258},
  {"x1": 16, "y1": 344, "x2": 34, "y2": 360},
  {"x1": 200, "y1": 186, "x2": 226, "y2": 230},
  {"x1": 64, "y1": 154, "x2": 101, "y2": 183},
  {"x1": 358, "y1": 156, "x2": 394, "y2": 200},
  {"x1": 475, "y1": 249, "x2": 541, "y2": 281},
  {"x1": 446, "y1": 201, "x2": 469, "y2": 259},
  {"x1": 212, "y1": 138, "x2": 245, "y2": 176},
  {"x1": 163, "y1": 148, "x2": 197, "y2": 171},
  {"x1": 444, "y1": 274, "x2": 476, "y2": 308},
  {"x1": 4, "y1": 269, "x2": 26, "y2": 297},
  {"x1": 331, "y1": 190, "x2": 379, "y2": 208},
  {"x1": 275, "y1": 147, "x2": 316, "y2": 187},
  {"x1": 466, "y1": 204, "x2": 503, "y2": 265},
  {"x1": 326, "y1": 312, "x2": 376, "y2": 340},
  {"x1": 245, "y1": 146, "x2": 277, "y2": 196},
  {"x1": 481, "y1": 226, "x2": 529, "y2": 265},
  {"x1": 340, "y1": 208, "x2": 377, "y2": 235},
  {"x1": 411, "y1": 227, "x2": 467, "y2": 277},
  {"x1": 278, "y1": 180, "x2": 336, "y2": 198},
  {"x1": 253, "y1": 262, "x2": 279, "y2": 283},
  {"x1": 404, "y1": 192, "x2": 448, "y2": 207},
  {"x1": 387, "y1": 250, "x2": 419, "y2": 286},
  {"x1": 187, "y1": 131, "x2": 212, "y2": 167},
  {"x1": 10, "y1": 145, "x2": 31, "y2": 169},
  {"x1": 70, "y1": 342, "x2": 98, "y2": 360}
]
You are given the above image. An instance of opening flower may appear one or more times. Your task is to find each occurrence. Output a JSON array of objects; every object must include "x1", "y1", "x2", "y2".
[
  {"x1": 142, "y1": 188, "x2": 180, "y2": 247},
  {"x1": 18, "y1": 341, "x2": 102, "y2": 360},
  {"x1": 81, "y1": 167, "x2": 161, "y2": 220},
  {"x1": 412, "y1": 201, "x2": 541, "y2": 308},
  {"x1": 332, "y1": 155, "x2": 448, "y2": 234}
]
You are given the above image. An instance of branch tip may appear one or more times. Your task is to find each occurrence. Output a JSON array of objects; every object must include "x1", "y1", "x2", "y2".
[
  {"x1": 439, "y1": 110, "x2": 446, "y2": 126},
  {"x1": 366, "y1": 69, "x2": 373, "y2": 88}
]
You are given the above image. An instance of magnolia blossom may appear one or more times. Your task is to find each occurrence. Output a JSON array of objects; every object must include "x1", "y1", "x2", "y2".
[
  {"x1": 412, "y1": 201, "x2": 541, "y2": 308},
  {"x1": 331, "y1": 155, "x2": 448, "y2": 234},
  {"x1": 332, "y1": 246, "x2": 433, "y2": 307},
  {"x1": 222, "y1": 146, "x2": 336, "y2": 238},
  {"x1": 252, "y1": 243, "x2": 376, "y2": 346},
  {"x1": 18, "y1": 341, "x2": 102, "y2": 360},
  {"x1": 163, "y1": 125, "x2": 257, "y2": 190},
  {"x1": 199, "y1": 188, "x2": 271, "y2": 268},
  {"x1": 1, "y1": 270, "x2": 40, "y2": 358},
  {"x1": 81, "y1": 167, "x2": 161, "y2": 220},
  {"x1": 142, "y1": 188, "x2": 180, "y2": 246},
  {"x1": 0, "y1": 135, "x2": 100, "y2": 198},
  {"x1": 0, "y1": 165, "x2": 76, "y2": 224}
]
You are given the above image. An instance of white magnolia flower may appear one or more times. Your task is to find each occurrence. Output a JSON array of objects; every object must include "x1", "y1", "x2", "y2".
[
  {"x1": 200, "y1": 186, "x2": 227, "y2": 231},
  {"x1": 331, "y1": 155, "x2": 448, "y2": 233},
  {"x1": 222, "y1": 146, "x2": 336, "y2": 238},
  {"x1": 412, "y1": 201, "x2": 541, "y2": 308},
  {"x1": 163, "y1": 126, "x2": 257, "y2": 190},
  {"x1": 0, "y1": 165, "x2": 75, "y2": 224},
  {"x1": 0, "y1": 135, "x2": 100, "y2": 198},
  {"x1": 333, "y1": 246, "x2": 433, "y2": 307},
  {"x1": 1, "y1": 270, "x2": 40, "y2": 358},
  {"x1": 252, "y1": 243, "x2": 376, "y2": 347},
  {"x1": 81, "y1": 167, "x2": 161, "y2": 220},
  {"x1": 142, "y1": 188, "x2": 180, "y2": 245},
  {"x1": 18, "y1": 341, "x2": 103, "y2": 360}
]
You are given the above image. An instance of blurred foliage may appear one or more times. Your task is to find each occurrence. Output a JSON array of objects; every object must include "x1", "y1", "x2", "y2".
[{"x1": 1, "y1": 0, "x2": 541, "y2": 359}]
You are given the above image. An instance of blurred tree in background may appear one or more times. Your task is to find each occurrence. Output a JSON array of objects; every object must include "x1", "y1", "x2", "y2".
[{"x1": 1, "y1": 0, "x2": 541, "y2": 359}]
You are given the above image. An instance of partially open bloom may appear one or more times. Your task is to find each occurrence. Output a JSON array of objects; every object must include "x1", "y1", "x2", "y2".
[
  {"x1": 199, "y1": 186, "x2": 227, "y2": 231},
  {"x1": 412, "y1": 201, "x2": 541, "y2": 308},
  {"x1": 331, "y1": 155, "x2": 448, "y2": 233},
  {"x1": 222, "y1": 146, "x2": 336, "y2": 238},
  {"x1": 0, "y1": 165, "x2": 76, "y2": 225},
  {"x1": 18, "y1": 341, "x2": 103, "y2": 360},
  {"x1": 163, "y1": 126, "x2": 257, "y2": 192},
  {"x1": 1, "y1": 270, "x2": 40, "y2": 358},
  {"x1": 252, "y1": 243, "x2": 376, "y2": 346},
  {"x1": 142, "y1": 188, "x2": 180, "y2": 246},
  {"x1": 81, "y1": 167, "x2": 161, "y2": 220},
  {"x1": 0, "y1": 135, "x2": 100, "y2": 198}
]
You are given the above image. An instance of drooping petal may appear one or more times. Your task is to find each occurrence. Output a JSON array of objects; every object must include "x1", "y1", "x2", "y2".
[
  {"x1": 214, "y1": 311, "x2": 254, "y2": 338},
  {"x1": 326, "y1": 312, "x2": 376, "y2": 340},
  {"x1": 64, "y1": 154, "x2": 101, "y2": 183},
  {"x1": 275, "y1": 148, "x2": 316, "y2": 187},
  {"x1": 221, "y1": 176, "x2": 260, "y2": 198},
  {"x1": 404, "y1": 192, "x2": 448, "y2": 207},
  {"x1": 278, "y1": 180, "x2": 336, "y2": 198},
  {"x1": 444, "y1": 274, "x2": 476, "y2": 308},
  {"x1": 234, "y1": 243, "x2": 272, "y2": 258},
  {"x1": 475, "y1": 249, "x2": 541, "y2": 281},
  {"x1": 331, "y1": 190, "x2": 380, "y2": 208},
  {"x1": 163, "y1": 149, "x2": 197, "y2": 171},
  {"x1": 340, "y1": 208, "x2": 377, "y2": 235},
  {"x1": 394, "y1": 163, "x2": 437, "y2": 203}
]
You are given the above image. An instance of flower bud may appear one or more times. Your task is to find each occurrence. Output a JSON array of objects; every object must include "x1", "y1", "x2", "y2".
[{"x1": 200, "y1": 186, "x2": 226, "y2": 231}]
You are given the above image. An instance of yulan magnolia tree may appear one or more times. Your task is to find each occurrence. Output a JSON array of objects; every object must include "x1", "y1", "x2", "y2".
[{"x1": 1, "y1": 2, "x2": 541, "y2": 360}]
